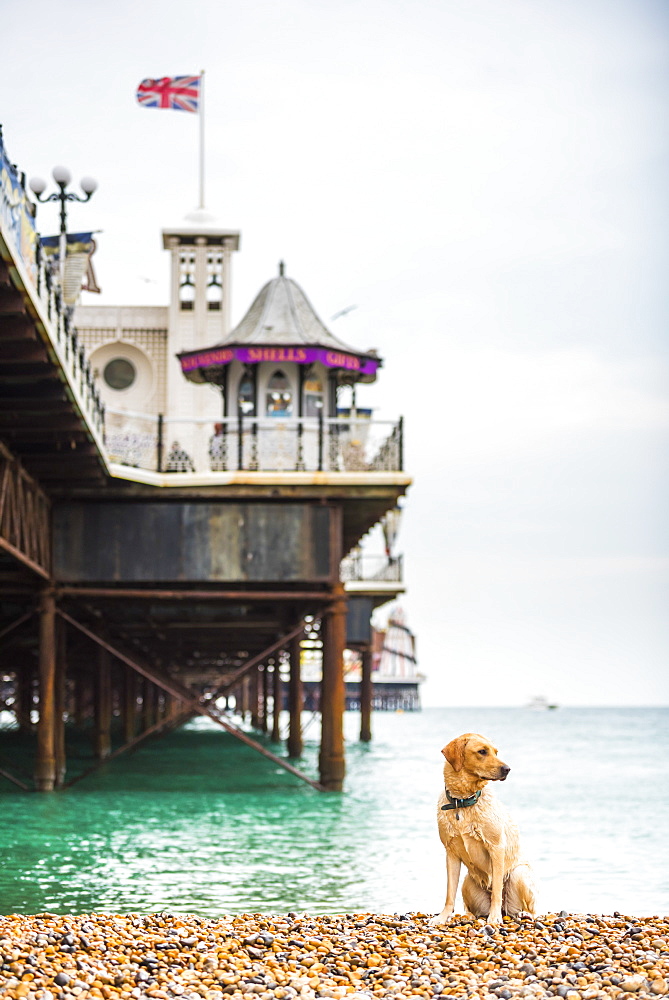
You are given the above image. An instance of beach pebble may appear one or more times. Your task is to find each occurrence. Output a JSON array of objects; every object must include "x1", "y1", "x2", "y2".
[
  {"x1": 0, "y1": 912, "x2": 666, "y2": 1000},
  {"x1": 619, "y1": 977, "x2": 646, "y2": 992}
]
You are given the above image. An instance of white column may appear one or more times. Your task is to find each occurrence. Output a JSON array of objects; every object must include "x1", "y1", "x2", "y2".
[
  {"x1": 166, "y1": 237, "x2": 194, "y2": 418},
  {"x1": 194, "y1": 236, "x2": 208, "y2": 346},
  {"x1": 222, "y1": 243, "x2": 233, "y2": 336}
]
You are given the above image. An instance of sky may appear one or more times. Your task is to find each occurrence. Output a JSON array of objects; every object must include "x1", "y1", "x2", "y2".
[{"x1": 2, "y1": 0, "x2": 668, "y2": 706}]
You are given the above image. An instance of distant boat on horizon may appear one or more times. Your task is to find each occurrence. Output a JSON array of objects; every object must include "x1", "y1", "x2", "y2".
[{"x1": 527, "y1": 695, "x2": 559, "y2": 710}]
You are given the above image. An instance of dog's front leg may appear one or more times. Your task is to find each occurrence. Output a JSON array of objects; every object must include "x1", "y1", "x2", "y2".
[
  {"x1": 488, "y1": 844, "x2": 506, "y2": 923},
  {"x1": 431, "y1": 851, "x2": 461, "y2": 925}
]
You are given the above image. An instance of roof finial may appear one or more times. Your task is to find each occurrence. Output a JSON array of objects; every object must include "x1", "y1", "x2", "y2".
[{"x1": 279, "y1": 260, "x2": 285, "y2": 277}]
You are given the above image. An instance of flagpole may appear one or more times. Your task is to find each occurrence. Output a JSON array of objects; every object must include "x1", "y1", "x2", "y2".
[{"x1": 198, "y1": 69, "x2": 205, "y2": 209}]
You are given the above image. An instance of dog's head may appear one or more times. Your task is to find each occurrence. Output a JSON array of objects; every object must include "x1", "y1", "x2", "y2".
[{"x1": 441, "y1": 732, "x2": 511, "y2": 782}]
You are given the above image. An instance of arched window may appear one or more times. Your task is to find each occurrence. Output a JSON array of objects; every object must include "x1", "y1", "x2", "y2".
[
  {"x1": 207, "y1": 253, "x2": 223, "y2": 311},
  {"x1": 179, "y1": 251, "x2": 196, "y2": 310},
  {"x1": 238, "y1": 373, "x2": 256, "y2": 416},
  {"x1": 180, "y1": 277, "x2": 195, "y2": 311},
  {"x1": 207, "y1": 278, "x2": 222, "y2": 311},
  {"x1": 303, "y1": 374, "x2": 324, "y2": 417},
  {"x1": 266, "y1": 370, "x2": 293, "y2": 417}
]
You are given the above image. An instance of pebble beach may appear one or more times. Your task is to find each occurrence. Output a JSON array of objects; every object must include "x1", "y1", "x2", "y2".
[{"x1": 0, "y1": 911, "x2": 667, "y2": 1000}]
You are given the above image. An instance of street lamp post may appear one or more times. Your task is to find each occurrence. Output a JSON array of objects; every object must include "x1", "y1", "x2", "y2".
[{"x1": 29, "y1": 166, "x2": 98, "y2": 289}]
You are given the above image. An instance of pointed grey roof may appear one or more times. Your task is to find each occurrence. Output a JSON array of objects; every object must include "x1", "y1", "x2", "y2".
[
  {"x1": 177, "y1": 266, "x2": 381, "y2": 385},
  {"x1": 221, "y1": 269, "x2": 364, "y2": 355}
]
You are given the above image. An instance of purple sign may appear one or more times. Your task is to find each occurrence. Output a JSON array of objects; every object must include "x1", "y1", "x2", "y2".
[{"x1": 179, "y1": 345, "x2": 379, "y2": 377}]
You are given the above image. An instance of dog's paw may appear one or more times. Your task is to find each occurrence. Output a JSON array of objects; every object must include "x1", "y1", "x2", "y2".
[
  {"x1": 429, "y1": 911, "x2": 453, "y2": 926},
  {"x1": 487, "y1": 911, "x2": 503, "y2": 924}
]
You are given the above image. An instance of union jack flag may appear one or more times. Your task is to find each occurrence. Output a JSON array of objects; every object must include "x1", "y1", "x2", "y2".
[{"x1": 136, "y1": 75, "x2": 201, "y2": 113}]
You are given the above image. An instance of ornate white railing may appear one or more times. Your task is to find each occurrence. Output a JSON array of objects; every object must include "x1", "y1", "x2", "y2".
[
  {"x1": 105, "y1": 409, "x2": 404, "y2": 474},
  {"x1": 340, "y1": 552, "x2": 403, "y2": 583}
]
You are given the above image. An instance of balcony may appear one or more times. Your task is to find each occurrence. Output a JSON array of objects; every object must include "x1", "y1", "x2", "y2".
[
  {"x1": 340, "y1": 551, "x2": 405, "y2": 602},
  {"x1": 340, "y1": 552, "x2": 403, "y2": 582},
  {"x1": 104, "y1": 410, "x2": 404, "y2": 475}
]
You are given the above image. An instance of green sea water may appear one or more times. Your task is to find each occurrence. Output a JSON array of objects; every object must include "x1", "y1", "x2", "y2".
[{"x1": 1, "y1": 708, "x2": 668, "y2": 917}]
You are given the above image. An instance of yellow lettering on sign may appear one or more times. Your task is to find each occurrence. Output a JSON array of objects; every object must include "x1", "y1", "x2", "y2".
[{"x1": 325, "y1": 351, "x2": 360, "y2": 370}]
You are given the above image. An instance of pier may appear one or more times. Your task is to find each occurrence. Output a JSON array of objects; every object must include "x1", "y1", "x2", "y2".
[{"x1": 0, "y1": 128, "x2": 411, "y2": 793}]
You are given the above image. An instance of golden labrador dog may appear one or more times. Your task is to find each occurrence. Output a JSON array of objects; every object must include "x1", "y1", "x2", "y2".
[{"x1": 431, "y1": 732, "x2": 537, "y2": 924}]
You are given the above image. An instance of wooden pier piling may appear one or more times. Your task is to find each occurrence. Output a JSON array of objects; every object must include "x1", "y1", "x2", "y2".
[
  {"x1": 319, "y1": 584, "x2": 347, "y2": 791},
  {"x1": 123, "y1": 667, "x2": 137, "y2": 743},
  {"x1": 95, "y1": 646, "x2": 112, "y2": 760},
  {"x1": 54, "y1": 618, "x2": 67, "y2": 786},
  {"x1": 35, "y1": 590, "x2": 57, "y2": 792},
  {"x1": 271, "y1": 660, "x2": 281, "y2": 743},
  {"x1": 360, "y1": 643, "x2": 373, "y2": 743},
  {"x1": 287, "y1": 632, "x2": 304, "y2": 759}
]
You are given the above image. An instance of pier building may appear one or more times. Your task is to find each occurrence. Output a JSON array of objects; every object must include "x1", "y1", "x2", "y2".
[{"x1": 0, "y1": 127, "x2": 411, "y2": 793}]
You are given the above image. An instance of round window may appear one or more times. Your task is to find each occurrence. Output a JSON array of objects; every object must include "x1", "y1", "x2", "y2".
[{"x1": 103, "y1": 358, "x2": 136, "y2": 391}]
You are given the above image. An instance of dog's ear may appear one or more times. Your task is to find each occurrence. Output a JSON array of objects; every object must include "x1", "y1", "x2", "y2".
[{"x1": 442, "y1": 735, "x2": 468, "y2": 771}]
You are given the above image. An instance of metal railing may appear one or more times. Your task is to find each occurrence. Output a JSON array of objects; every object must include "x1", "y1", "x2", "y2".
[
  {"x1": 32, "y1": 243, "x2": 106, "y2": 436},
  {"x1": 0, "y1": 128, "x2": 105, "y2": 439},
  {"x1": 0, "y1": 441, "x2": 51, "y2": 576},
  {"x1": 105, "y1": 409, "x2": 404, "y2": 474},
  {"x1": 340, "y1": 553, "x2": 403, "y2": 583}
]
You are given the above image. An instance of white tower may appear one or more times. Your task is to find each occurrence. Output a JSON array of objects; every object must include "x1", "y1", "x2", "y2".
[{"x1": 162, "y1": 213, "x2": 240, "y2": 422}]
